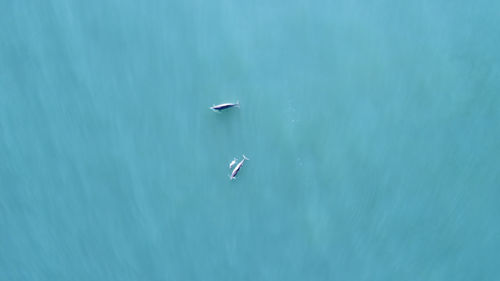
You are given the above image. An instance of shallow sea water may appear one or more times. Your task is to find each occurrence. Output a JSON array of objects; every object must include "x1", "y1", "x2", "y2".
[{"x1": 1, "y1": 0, "x2": 499, "y2": 280}]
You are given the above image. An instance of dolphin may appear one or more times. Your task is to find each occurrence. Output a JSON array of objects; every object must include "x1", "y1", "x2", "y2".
[
  {"x1": 210, "y1": 101, "x2": 240, "y2": 112},
  {"x1": 229, "y1": 158, "x2": 238, "y2": 169},
  {"x1": 230, "y1": 155, "x2": 249, "y2": 180}
]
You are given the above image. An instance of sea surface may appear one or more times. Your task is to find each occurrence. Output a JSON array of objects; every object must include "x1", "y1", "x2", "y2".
[{"x1": 1, "y1": 0, "x2": 499, "y2": 280}]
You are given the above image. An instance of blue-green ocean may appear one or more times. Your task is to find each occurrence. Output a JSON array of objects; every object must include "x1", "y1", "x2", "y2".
[{"x1": 1, "y1": 0, "x2": 499, "y2": 280}]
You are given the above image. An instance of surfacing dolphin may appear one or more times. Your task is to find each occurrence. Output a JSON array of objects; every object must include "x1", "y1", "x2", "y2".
[
  {"x1": 229, "y1": 158, "x2": 238, "y2": 169},
  {"x1": 210, "y1": 101, "x2": 240, "y2": 112},
  {"x1": 230, "y1": 155, "x2": 249, "y2": 180}
]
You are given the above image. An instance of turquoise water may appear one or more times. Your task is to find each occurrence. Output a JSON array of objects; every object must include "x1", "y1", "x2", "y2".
[{"x1": 1, "y1": 0, "x2": 500, "y2": 280}]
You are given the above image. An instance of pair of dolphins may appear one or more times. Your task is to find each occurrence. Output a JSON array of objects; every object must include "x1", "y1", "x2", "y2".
[
  {"x1": 210, "y1": 101, "x2": 249, "y2": 180},
  {"x1": 228, "y1": 155, "x2": 249, "y2": 180}
]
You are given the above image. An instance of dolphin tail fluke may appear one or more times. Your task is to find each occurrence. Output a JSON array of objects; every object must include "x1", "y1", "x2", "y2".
[
  {"x1": 242, "y1": 154, "x2": 249, "y2": 160},
  {"x1": 235, "y1": 100, "x2": 240, "y2": 108}
]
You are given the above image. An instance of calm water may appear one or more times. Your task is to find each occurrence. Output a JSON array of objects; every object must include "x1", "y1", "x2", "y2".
[{"x1": 1, "y1": 0, "x2": 499, "y2": 280}]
